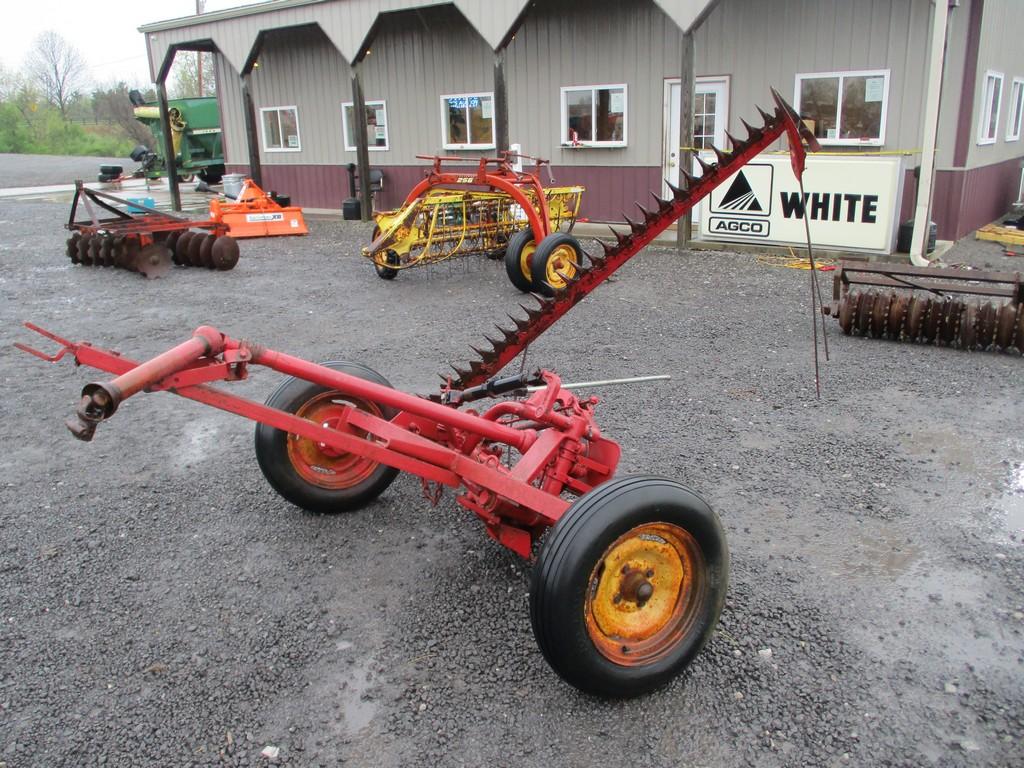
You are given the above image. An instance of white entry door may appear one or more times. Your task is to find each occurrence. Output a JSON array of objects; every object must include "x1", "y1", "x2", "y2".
[{"x1": 663, "y1": 76, "x2": 730, "y2": 229}]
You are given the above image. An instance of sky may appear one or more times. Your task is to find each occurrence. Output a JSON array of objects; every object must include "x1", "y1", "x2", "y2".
[{"x1": 3, "y1": 0, "x2": 262, "y2": 87}]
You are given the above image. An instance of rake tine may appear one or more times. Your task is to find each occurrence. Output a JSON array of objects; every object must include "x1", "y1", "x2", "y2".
[
  {"x1": 681, "y1": 169, "x2": 698, "y2": 187},
  {"x1": 621, "y1": 213, "x2": 644, "y2": 234},
  {"x1": 635, "y1": 201, "x2": 658, "y2": 224},
  {"x1": 608, "y1": 225, "x2": 628, "y2": 245}
]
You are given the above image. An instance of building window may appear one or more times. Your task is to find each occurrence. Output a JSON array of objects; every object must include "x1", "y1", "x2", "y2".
[
  {"x1": 342, "y1": 100, "x2": 389, "y2": 151},
  {"x1": 561, "y1": 84, "x2": 627, "y2": 147},
  {"x1": 977, "y1": 71, "x2": 1003, "y2": 145},
  {"x1": 260, "y1": 106, "x2": 300, "y2": 152},
  {"x1": 440, "y1": 93, "x2": 494, "y2": 150},
  {"x1": 1006, "y1": 78, "x2": 1023, "y2": 142},
  {"x1": 795, "y1": 70, "x2": 889, "y2": 146}
]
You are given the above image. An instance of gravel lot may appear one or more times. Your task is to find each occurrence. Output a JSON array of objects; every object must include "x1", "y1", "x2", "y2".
[{"x1": 0, "y1": 194, "x2": 1021, "y2": 767}]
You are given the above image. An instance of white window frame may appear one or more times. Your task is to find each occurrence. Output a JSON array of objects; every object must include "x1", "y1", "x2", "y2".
[
  {"x1": 1006, "y1": 77, "x2": 1023, "y2": 142},
  {"x1": 341, "y1": 100, "x2": 389, "y2": 152},
  {"x1": 259, "y1": 105, "x2": 301, "y2": 153},
  {"x1": 439, "y1": 92, "x2": 495, "y2": 150},
  {"x1": 793, "y1": 69, "x2": 890, "y2": 147},
  {"x1": 559, "y1": 83, "x2": 628, "y2": 148},
  {"x1": 977, "y1": 70, "x2": 1004, "y2": 145}
]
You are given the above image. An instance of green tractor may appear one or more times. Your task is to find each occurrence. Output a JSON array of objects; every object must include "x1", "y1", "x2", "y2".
[{"x1": 111, "y1": 90, "x2": 225, "y2": 185}]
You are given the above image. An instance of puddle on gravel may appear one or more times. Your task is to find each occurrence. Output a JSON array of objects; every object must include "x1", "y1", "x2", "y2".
[
  {"x1": 339, "y1": 656, "x2": 377, "y2": 733},
  {"x1": 995, "y1": 460, "x2": 1024, "y2": 538}
]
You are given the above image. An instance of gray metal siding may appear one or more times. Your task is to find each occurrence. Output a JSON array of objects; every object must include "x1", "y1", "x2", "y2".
[
  {"x1": 213, "y1": 53, "x2": 248, "y2": 166},
  {"x1": 966, "y1": 0, "x2": 1024, "y2": 169},
  {"x1": 249, "y1": 26, "x2": 350, "y2": 165},
  {"x1": 360, "y1": 5, "x2": 495, "y2": 164}
]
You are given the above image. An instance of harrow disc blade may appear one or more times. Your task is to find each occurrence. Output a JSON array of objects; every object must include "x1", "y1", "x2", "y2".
[
  {"x1": 837, "y1": 293, "x2": 858, "y2": 335},
  {"x1": 905, "y1": 296, "x2": 928, "y2": 340},
  {"x1": 88, "y1": 237, "x2": 103, "y2": 267},
  {"x1": 78, "y1": 235, "x2": 93, "y2": 265},
  {"x1": 922, "y1": 299, "x2": 942, "y2": 343},
  {"x1": 175, "y1": 231, "x2": 196, "y2": 266},
  {"x1": 870, "y1": 292, "x2": 891, "y2": 338},
  {"x1": 856, "y1": 290, "x2": 875, "y2": 335},
  {"x1": 165, "y1": 231, "x2": 182, "y2": 264},
  {"x1": 959, "y1": 302, "x2": 978, "y2": 350},
  {"x1": 100, "y1": 236, "x2": 116, "y2": 267},
  {"x1": 199, "y1": 234, "x2": 217, "y2": 268},
  {"x1": 66, "y1": 233, "x2": 81, "y2": 263},
  {"x1": 976, "y1": 302, "x2": 997, "y2": 349},
  {"x1": 939, "y1": 300, "x2": 962, "y2": 346},
  {"x1": 995, "y1": 303, "x2": 1016, "y2": 350},
  {"x1": 210, "y1": 235, "x2": 240, "y2": 270},
  {"x1": 136, "y1": 243, "x2": 173, "y2": 279},
  {"x1": 120, "y1": 238, "x2": 141, "y2": 271},
  {"x1": 187, "y1": 231, "x2": 205, "y2": 267},
  {"x1": 887, "y1": 294, "x2": 908, "y2": 340}
]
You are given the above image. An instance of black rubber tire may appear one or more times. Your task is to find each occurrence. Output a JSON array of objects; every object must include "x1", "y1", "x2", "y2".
[
  {"x1": 529, "y1": 232, "x2": 583, "y2": 297},
  {"x1": 99, "y1": 164, "x2": 123, "y2": 176},
  {"x1": 254, "y1": 361, "x2": 400, "y2": 514},
  {"x1": 503, "y1": 227, "x2": 536, "y2": 293},
  {"x1": 530, "y1": 475, "x2": 729, "y2": 698},
  {"x1": 374, "y1": 250, "x2": 400, "y2": 280}
]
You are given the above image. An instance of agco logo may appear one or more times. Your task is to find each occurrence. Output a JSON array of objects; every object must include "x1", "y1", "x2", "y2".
[{"x1": 708, "y1": 217, "x2": 770, "y2": 237}]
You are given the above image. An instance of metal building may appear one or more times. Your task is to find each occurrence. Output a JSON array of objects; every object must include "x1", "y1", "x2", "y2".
[{"x1": 140, "y1": 0, "x2": 1024, "y2": 247}]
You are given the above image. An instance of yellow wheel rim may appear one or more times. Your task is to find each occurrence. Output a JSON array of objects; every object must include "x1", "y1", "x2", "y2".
[
  {"x1": 584, "y1": 522, "x2": 706, "y2": 666},
  {"x1": 543, "y1": 244, "x2": 578, "y2": 290},
  {"x1": 519, "y1": 241, "x2": 537, "y2": 281}
]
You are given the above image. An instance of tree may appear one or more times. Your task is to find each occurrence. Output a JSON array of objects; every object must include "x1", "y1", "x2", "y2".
[
  {"x1": 169, "y1": 51, "x2": 216, "y2": 99},
  {"x1": 25, "y1": 31, "x2": 87, "y2": 117},
  {"x1": 92, "y1": 82, "x2": 157, "y2": 148}
]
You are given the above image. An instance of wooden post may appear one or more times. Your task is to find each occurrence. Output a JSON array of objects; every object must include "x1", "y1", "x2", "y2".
[
  {"x1": 155, "y1": 80, "x2": 181, "y2": 212},
  {"x1": 351, "y1": 63, "x2": 373, "y2": 222},
  {"x1": 239, "y1": 72, "x2": 263, "y2": 187},
  {"x1": 494, "y1": 48, "x2": 509, "y2": 153},
  {"x1": 676, "y1": 30, "x2": 694, "y2": 250}
]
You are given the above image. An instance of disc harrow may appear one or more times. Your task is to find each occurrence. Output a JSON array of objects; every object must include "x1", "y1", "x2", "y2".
[
  {"x1": 824, "y1": 262, "x2": 1023, "y2": 353},
  {"x1": 440, "y1": 89, "x2": 821, "y2": 391},
  {"x1": 65, "y1": 182, "x2": 240, "y2": 278}
]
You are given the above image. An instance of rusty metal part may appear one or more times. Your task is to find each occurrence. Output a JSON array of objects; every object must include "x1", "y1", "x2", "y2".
[
  {"x1": 887, "y1": 293, "x2": 908, "y2": 340},
  {"x1": 837, "y1": 293, "x2": 857, "y2": 335},
  {"x1": 584, "y1": 522, "x2": 706, "y2": 666},
  {"x1": 175, "y1": 231, "x2": 195, "y2": 265},
  {"x1": 871, "y1": 291, "x2": 890, "y2": 338},
  {"x1": 66, "y1": 234, "x2": 81, "y2": 263},
  {"x1": 825, "y1": 261, "x2": 1022, "y2": 354},
  {"x1": 442, "y1": 88, "x2": 820, "y2": 389},
  {"x1": 210, "y1": 236, "x2": 240, "y2": 270},
  {"x1": 995, "y1": 303, "x2": 1016, "y2": 350},
  {"x1": 977, "y1": 302, "x2": 997, "y2": 349},
  {"x1": 1017, "y1": 305, "x2": 1024, "y2": 353},
  {"x1": 135, "y1": 243, "x2": 172, "y2": 279},
  {"x1": 198, "y1": 234, "x2": 217, "y2": 268},
  {"x1": 187, "y1": 232, "x2": 205, "y2": 267}
]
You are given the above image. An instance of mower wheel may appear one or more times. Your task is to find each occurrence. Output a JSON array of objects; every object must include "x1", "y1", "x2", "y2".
[
  {"x1": 504, "y1": 228, "x2": 536, "y2": 293},
  {"x1": 530, "y1": 475, "x2": 728, "y2": 698},
  {"x1": 530, "y1": 232, "x2": 582, "y2": 297},
  {"x1": 374, "y1": 250, "x2": 400, "y2": 280},
  {"x1": 254, "y1": 362, "x2": 400, "y2": 514}
]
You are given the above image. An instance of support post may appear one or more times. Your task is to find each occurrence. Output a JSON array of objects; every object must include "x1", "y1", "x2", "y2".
[
  {"x1": 494, "y1": 48, "x2": 509, "y2": 153},
  {"x1": 239, "y1": 72, "x2": 263, "y2": 187},
  {"x1": 676, "y1": 30, "x2": 695, "y2": 250},
  {"x1": 155, "y1": 80, "x2": 181, "y2": 212},
  {"x1": 910, "y1": 0, "x2": 951, "y2": 265},
  {"x1": 350, "y1": 63, "x2": 373, "y2": 222}
]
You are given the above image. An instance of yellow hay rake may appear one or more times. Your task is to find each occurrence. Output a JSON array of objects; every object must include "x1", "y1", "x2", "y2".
[{"x1": 363, "y1": 154, "x2": 583, "y2": 281}]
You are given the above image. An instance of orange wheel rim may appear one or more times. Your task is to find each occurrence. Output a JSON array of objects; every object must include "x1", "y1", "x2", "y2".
[
  {"x1": 584, "y1": 522, "x2": 706, "y2": 666},
  {"x1": 544, "y1": 244, "x2": 578, "y2": 289},
  {"x1": 519, "y1": 241, "x2": 537, "y2": 280},
  {"x1": 286, "y1": 391, "x2": 383, "y2": 490}
]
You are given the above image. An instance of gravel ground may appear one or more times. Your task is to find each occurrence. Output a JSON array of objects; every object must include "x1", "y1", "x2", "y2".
[
  {"x1": 0, "y1": 197, "x2": 1022, "y2": 768},
  {"x1": 0, "y1": 154, "x2": 128, "y2": 188}
]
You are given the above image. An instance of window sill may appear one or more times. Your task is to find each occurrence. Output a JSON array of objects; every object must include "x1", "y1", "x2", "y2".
[
  {"x1": 1006, "y1": 135, "x2": 1022, "y2": 143},
  {"x1": 976, "y1": 137, "x2": 997, "y2": 146},
  {"x1": 344, "y1": 147, "x2": 390, "y2": 152},
  {"x1": 814, "y1": 139, "x2": 884, "y2": 148},
  {"x1": 560, "y1": 143, "x2": 627, "y2": 149},
  {"x1": 442, "y1": 144, "x2": 496, "y2": 151},
  {"x1": 264, "y1": 147, "x2": 302, "y2": 153}
]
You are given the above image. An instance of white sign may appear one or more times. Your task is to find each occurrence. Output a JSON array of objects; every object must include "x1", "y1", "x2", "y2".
[
  {"x1": 610, "y1": 91, "x2": 625, "y2": 114},
  {"x1": 700, "y1": 153, "x2": 904, "y2": 254},
  {"x1": 864, "y1": 76, "x2": 885, "y2": 103},
  {"x1": 481, "y1": 98, "x2": 493, "y2": 119},
  {"x1": 287, "y1": 134, "x2": 299, "y2": 148}
]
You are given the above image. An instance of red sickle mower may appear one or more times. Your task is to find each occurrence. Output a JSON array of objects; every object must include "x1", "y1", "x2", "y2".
[{"x1": 19, "y1": 90, "x2": 818, "y2": 697}]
